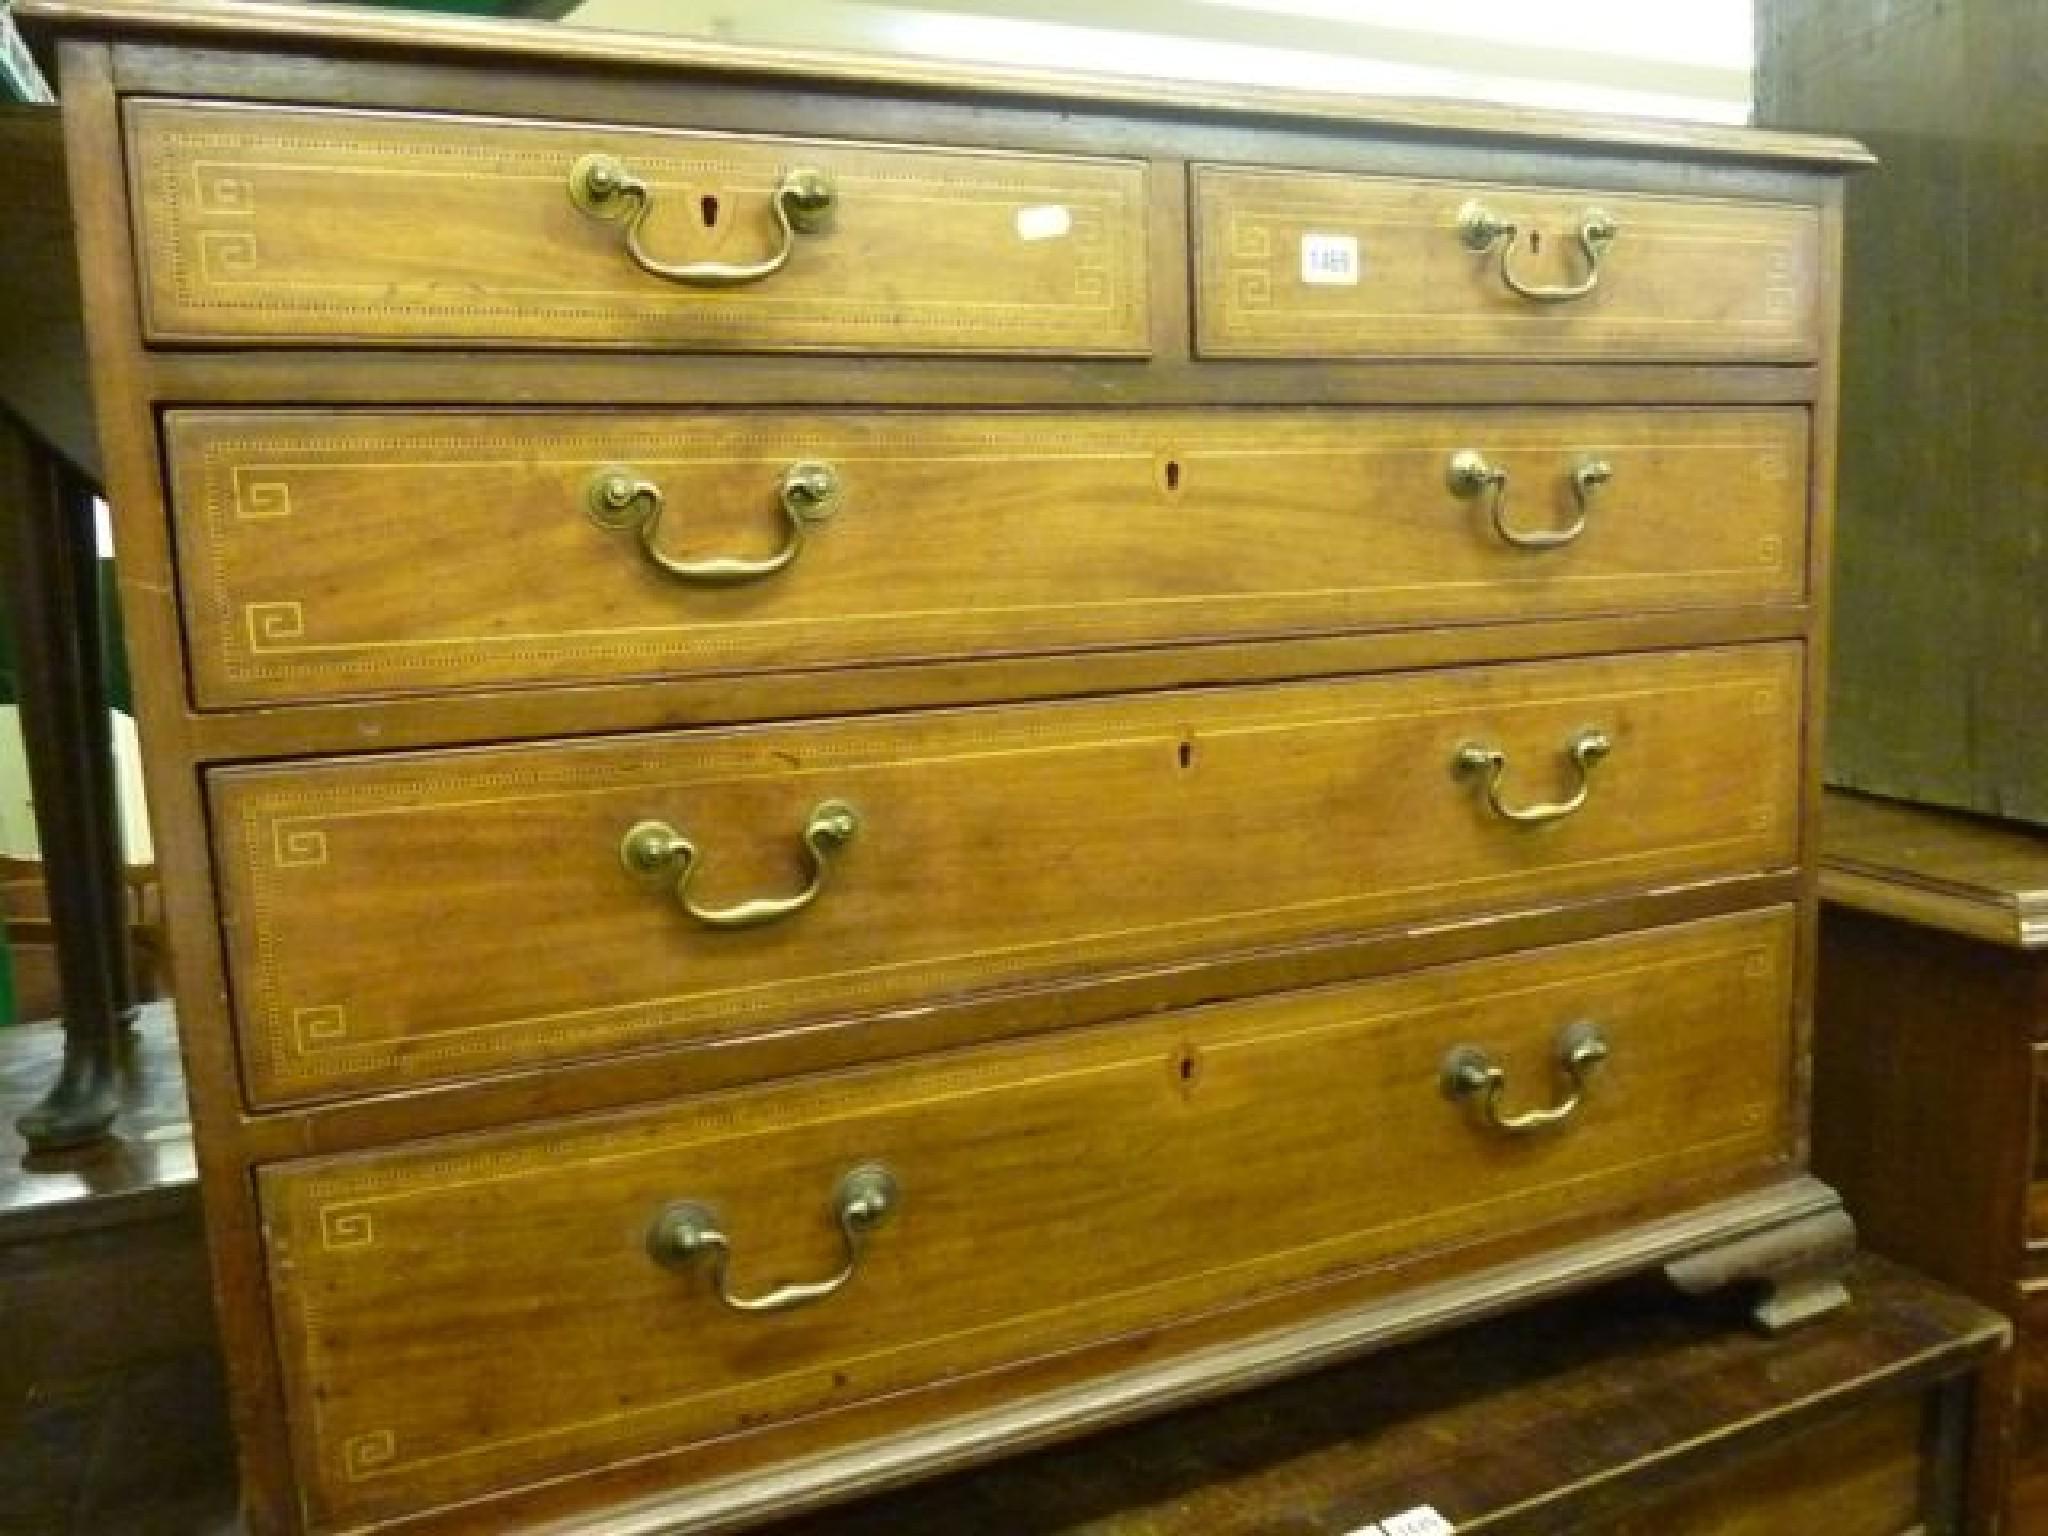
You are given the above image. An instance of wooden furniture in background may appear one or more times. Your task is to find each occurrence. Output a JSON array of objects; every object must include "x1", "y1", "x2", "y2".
[
  {"x1": 0, "y1": 1001, "x2": 227, "y2": 1536},
  {"x1": 1816, "y1": 790, "x2": 2048, "y2": 1532},
  {"x1": 0, "y1": 105, "x2": 139, "y2": 1149},
  {"x1": 1756, "y1": 0, "x2": 2048, "y2": 827},
  {"x1": 768, "y1": 1255, "x2": 2005, "y2": 1536},
  {"x1": 2, "y1": 856, "x2": 169, "y2": 1025},
  {"x1": 22, "y1": 1, "x2": 1865, "y2": 1530}
]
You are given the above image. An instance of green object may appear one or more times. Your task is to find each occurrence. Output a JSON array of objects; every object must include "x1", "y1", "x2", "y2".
[
  {"x1": 0, "y1": 916, "x2": 16, "y2": 1027},
  {"x1": 0, "y1": 554, "x2": 130, "y2": 713}
]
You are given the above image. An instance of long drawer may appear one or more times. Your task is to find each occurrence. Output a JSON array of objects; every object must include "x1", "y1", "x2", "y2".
[
  {"x1": 213, "y1": 644, "x2": 1803, "y2": 1105},
  {"x1": 125, "y1": 99, "x2": 1150, "y2": 352},
  {"x1": 1194, "y1": 165, "x2": 1821, "y2": 361},
  {"x1": 167, "y1": 407, "x2": 1810, "y2": 708},
  {"x1": 259, "y1": 908, "x2": 1797, "y2": 1531}
]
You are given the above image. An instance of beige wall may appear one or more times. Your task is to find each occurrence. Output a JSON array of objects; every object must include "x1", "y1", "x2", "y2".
[{"x1": 566, "y1": 0, "x2": 1752, "y2": 123}]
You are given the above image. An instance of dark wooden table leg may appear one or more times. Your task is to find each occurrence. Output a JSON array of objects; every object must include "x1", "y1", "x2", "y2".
[{"x1": 0, "y1": 410, "x2": 132, "y2": 1150}]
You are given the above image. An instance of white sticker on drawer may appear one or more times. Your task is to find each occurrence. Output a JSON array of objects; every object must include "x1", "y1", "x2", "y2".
[
  {"x1": 1301, "y1": 232, "x2": 1361, "y2": 285},
  {"x1": 1015, "y1": 204, "x2": 1073, "y2": 241},
  {"x1": 1379, "y1": 1508, "x2": 1455, "y2": 1536}
]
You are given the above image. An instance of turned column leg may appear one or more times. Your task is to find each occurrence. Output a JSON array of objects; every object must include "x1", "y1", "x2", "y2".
[{"x1": 0, "y1": 411, "x2": 132, "y2": 1150}]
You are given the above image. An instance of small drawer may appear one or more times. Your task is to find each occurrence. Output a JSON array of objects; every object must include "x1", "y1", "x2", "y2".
[
  {"x1": 1193, "y1": 165, "x2": 1821, "y2": 361},
  {"x1": 259, "y1": 909, "x2": 1797, "y2": 1531},
  {"x1": 211, "y1": 644, "x2": 1802, "y2": 1105},
  {"x1": 167, "y1": 407, "x2": 1809, "y2": 708},
  {"x1": 126, "y1": 99, "x2": 1149, "y2": 352}
]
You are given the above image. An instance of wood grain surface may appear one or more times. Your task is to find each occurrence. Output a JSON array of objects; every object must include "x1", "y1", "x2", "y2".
[
  {"x1": 19, "y1": 0, "x2": 1872, "y2": 168},
  {"x1": 760, "y1": 1253, "x2": 1995, "y2": 1536},
  {"x1": 213, "y1": 645, "x2": 1803, "y2": 1105},
  {"x1": 22, "y1": 3, "x2": 1858, "y2": 1527},
  {"x1": 260, "y1": 908, "x2": 1795, "y2": 1531},
  {"x1": 1823, "y1": 788, "x2": 2048, "y2": 949},
  {"x1": 126, "y1": 99, "x2": 1150, "y2": 352},
  {"x1": 1758, "y1": 0, "x2": 2047, "y2": 824},
  {"x1": 165, "y1": 406, "x2": 1809, "y2": 707},
  {"x1": 1194, "y1": 166, "x2": 1821, "y2": 361}
]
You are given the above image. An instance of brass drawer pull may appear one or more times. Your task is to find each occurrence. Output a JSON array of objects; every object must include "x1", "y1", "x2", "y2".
[
  {"x1": 587, "y1": 460, "x2": 840, "y2": 585},
  {"x1": 569, "y1": 154, "x2": 836, "y2": 287},
  {"x1": 621, "y1": 800, "x2": 858, "y2": 930},
  {"x1": 1441, "y1": 1021, "x2": 1609, "y2": 1134},
  {"x1": 1457, "y1": 199, "x2": 1617, "y2": 303},
  {"x1": 647, "y1": 1163, "x2": 899, "y2": 1314},
  {"x1": 1446, "y1": 451, "x2": 1612, "y2": 550},
  {"x1": 1455, "y1": 728, "x2": 1611, "y2": 825}
]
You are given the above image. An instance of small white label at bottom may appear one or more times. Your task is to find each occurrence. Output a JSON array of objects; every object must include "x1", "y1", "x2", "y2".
[{"x1": 1380, "y1": 1507, "x2": 1455, "y2": 1536}]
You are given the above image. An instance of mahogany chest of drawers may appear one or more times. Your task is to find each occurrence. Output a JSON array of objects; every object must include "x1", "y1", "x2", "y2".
[{"x1": 23, "y1": 3, "x2": 1869, "y2": 1531}]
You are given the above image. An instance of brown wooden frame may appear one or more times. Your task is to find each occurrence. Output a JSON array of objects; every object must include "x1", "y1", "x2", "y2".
[{"x1": 22, "y1": 3, "x2": 1865, "y2": 1529}]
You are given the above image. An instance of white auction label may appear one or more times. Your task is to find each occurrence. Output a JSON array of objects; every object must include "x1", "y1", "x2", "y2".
[
  {"x1": 1300, "y1": 232, "x2": 1361, "y2": 285},
  {"x1": 1379, "y1": 1507, "x2": 1455, "y2": 1536},
  {"x1": 1015, "y1": 204, "x2": 1073, "y2": 241}
]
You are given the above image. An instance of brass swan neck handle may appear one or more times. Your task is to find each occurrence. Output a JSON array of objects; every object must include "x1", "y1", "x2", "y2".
[
  {"x1": 647, "y1": 1164, "x2": 899, "y2": 1314},
  {"x1": 1455, "y1": 729, "x2": 1611, "y2": 825},
  {"x1": 1457, "y1": 199, "x2": 1617, "y2": 303},
  {"x1": 569, "y1": 154, "x2": 836, "y2": 288},
  {"x1": 1447, "y1": 450, "x2": 1612, "y2": 550},
  {"x1": 622, "y1": 800, "x2": 858, "y2": 930},
  {"x1": 1441, "y1": 1021, "x2": 1609, "y2": 1134},
  {"x1": 588, "y1": 460, "x2": 840, "y2": 585}
]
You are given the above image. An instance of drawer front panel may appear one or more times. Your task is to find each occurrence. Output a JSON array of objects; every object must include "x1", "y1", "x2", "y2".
[
  {"x1": 213, "y1": 645, "x2": 1802, "y2": 1105},
  {"x1": 2014, "y1": 1286, "x2": 2048, "y2": 1527},
  {"x1": 1194, "y1": 166, "x2": 1820, "y2": 360},
  {"x1": 1586, "y1": 1394, "x2": 1924, "y2": 1536},
  {"x1": 168, "y1": 408, "x2": 1810, "y2": 708},
  {"x1": 127, "y1": 100, "x2": 1149, "y2": 352},
  {"x1": 260, "y1": 910, "x2": 1796, "y2": 1530}
]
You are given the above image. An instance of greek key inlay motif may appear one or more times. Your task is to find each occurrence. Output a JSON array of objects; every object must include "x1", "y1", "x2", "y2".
[
  {"x1": 195, "y1": 171, "x2": 255, "y2": 213},
  {"x1": 271, "y1": 820, "x2": 329, "y2": 868},
  {"x1": 199, "y1": 230, "x2": 260, "y2": 279},
  {"x1": 342, "y1": 1429, "x2": 396, "y2": 1478},
  {"x1": 236, "y1": 481, "x2": 293, "y2": 520},
  {"x1": 245, "y1": 601, "x2": 306, "y2": 650},
  {"x1": 321, "y1": 1207, "x2": 377, "y2": 1253},
  {"x1": 294, "y1": 1005, "x2": 350, "y2": 1051}
]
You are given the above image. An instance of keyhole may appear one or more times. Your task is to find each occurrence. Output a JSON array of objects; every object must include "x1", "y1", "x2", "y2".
[
  {"x1": 1165, "y1": 459, "x2": 1182, "y2": 492},
  {"x1": 1178, "y1": 738, "x2": 1196, "y2": 770},
  {"x1": 1172, "y1": 1043, "x2": 1202, "y2": 1094},
  {"x1": 700, "y1": 193, "x2": 721, "y2": 228},
  {"x1": 1529, "y1": 229, "x2": 1543, "y2": 254}
]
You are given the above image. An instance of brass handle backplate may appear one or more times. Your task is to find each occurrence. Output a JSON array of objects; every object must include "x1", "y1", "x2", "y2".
[
  {"x1": 1457, "y1": 199, "x2": 1617, "y2": 302},
  {"x1": 588, "y1": 460, "x2": 840, "y2": 585},
  {"x1": 569, "y1": 154, "x2": 836, "y2": 287},
  {"x1": 1442, "y1": 1021, "x2": 1609, "y2": 1134},
  {"x1": 648, "y1": 1163, "x2": 899, "y2": 1314},
  {"x1": 622, "y1": 800, "x2": 858, "y2": 930},
  {"x1": 1447, "y1": 451, "x2": 1612, "y2": 550},
  {"x1": 1455, "y1": 729, "x2": 1611, "y2": 825}
]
